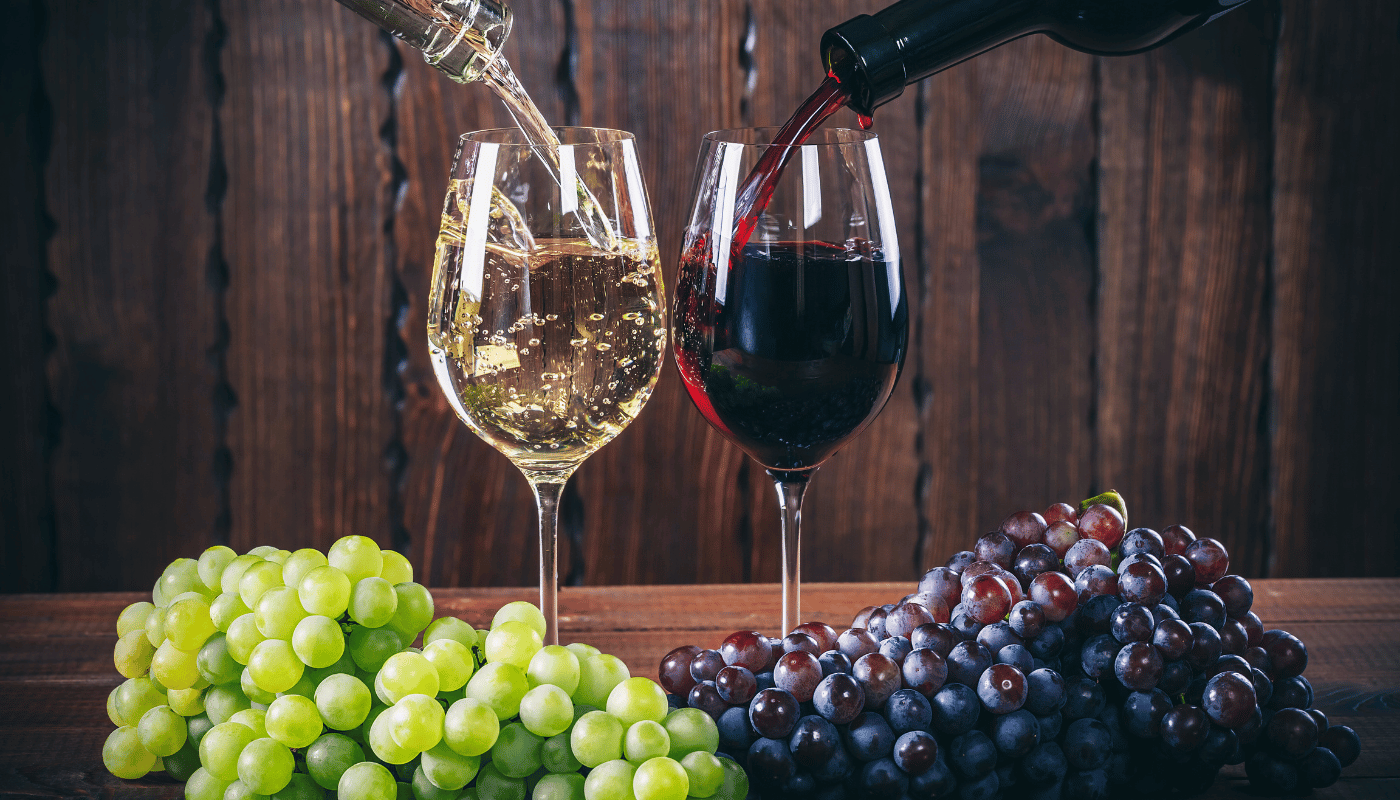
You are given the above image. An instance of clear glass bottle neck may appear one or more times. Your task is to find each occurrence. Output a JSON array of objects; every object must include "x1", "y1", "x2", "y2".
[{"x1": 334, "y1": 0, "x2": 512, "y2": 83}]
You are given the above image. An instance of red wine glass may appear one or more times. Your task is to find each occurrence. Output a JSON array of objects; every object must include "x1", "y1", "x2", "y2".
[{"x1": 673, "y1": 127, "x2": 908, "y2": 635}]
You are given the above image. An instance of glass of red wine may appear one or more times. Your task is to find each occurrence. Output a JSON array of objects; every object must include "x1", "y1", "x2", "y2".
[{"x1": 673, "y1": 127, "x2": 908, "y2": 634}]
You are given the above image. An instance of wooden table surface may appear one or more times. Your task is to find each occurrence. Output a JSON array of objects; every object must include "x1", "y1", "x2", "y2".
[{"x1": 2, "y1": 580, "x2": 1396, "y2": 798}]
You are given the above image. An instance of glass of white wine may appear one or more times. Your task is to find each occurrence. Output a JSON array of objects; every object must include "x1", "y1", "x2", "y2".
[{"x1": 428, "y1": 128, "x2": 666, "y2": 644}]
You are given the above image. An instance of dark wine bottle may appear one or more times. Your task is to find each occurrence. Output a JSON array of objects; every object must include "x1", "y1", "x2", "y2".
[{"x1": 823, "y1": 0, "x2": 1254, "y2": 115}]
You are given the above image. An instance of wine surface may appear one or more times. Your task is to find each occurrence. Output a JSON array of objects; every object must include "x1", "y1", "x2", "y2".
[
  {"x1": 674, "y1": 239, "x2": 907, "y2": 473},
  {"x1": 430, "y1": 187, "x2": 665, "y2": 475}
]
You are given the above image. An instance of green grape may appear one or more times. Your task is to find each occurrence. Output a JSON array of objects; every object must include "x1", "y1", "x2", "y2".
[
  {"x1": 237, "y1": 737, "x2": 295, "y2": 795},
  {"x1": 291, "y1": 615, "x2": 345, "y2": 669},
  {"x1": 320, "y1": 648, "x2": 357, "y2": 678},
  {"x1": 374, "y1": 671, "x2": 396, "y2": 706},
  {"x1": 573, "y1": 655, "x2": 630, "y2": 708},
  {"x1": 241, "y1": 667, "x2": 277, "y2": 705},
  {"x1": 137, "y1": 704, "x2": 188, "y2": 756},
  {"x1": 165, "y1": 596, "x2": 218, "y2": 651},
  {"x1": 103, "y1": 726, "x2": 157, "y2": 779},
  {"x1": 491, "y1": 601, "x2": 547, "y2": 640},
  {"x1": 712, "y1": 758, "x2": 747, "y2": 800},
  {"x1": 160, "y1": 558, "x2": 203, "y2": 600},
  {"x1": 199, "y1": 720, "x2": 258, "y2": 781},
  {"x1": 163, "y1": 738, "x2": 203, "y2": 781},
  {"x1": 339, "y1": 762, "x2": 398, "y2": 800},
  {"x1": 107, "y1": 686, "x2": 125, "y2": 726},
  {"x1": 265, "y1": 694, "x2": 322, "y2": 748},
  {"x1": 527, "y1": 645, "x2": 581, "y2": 694},
  {"x1": 222, "y1": 780, "x2": 266, "y2": 800},
  {"x1": 359, "y1": 703, "x2": 387, "y2": 743},
  {"x1": 329, "y1": 536, "x2": 384, "y2": 584},
  {"x1": 314, "y1": 672, "x2": 371, "y2": 730},
  {"x1": 298, "y1": 566, "x2": 352, "y2": 619},
  {"x1": 271, "y1": 772, "x2": 324, "y2": 800},
  {"x1": 660, "y1": 708, "x2": 718, "y2": 760},
  {"x1": 152, "y1": 639, "x2": 203, "y2": 690},
  {"x1": 239, "y1": 561, "x2": 285, "y2": 609},
  {"x1": 227, "y1": 613, "x2": 267, "y2": 665},
  {"x1": 152, "y1": 580, "x2": 166, "y2": 609},
  {"x1": 144, "y1": 606, "x2": 167, "y2": 648},
  {"x1": 221, "y1": 555, "x2": 265, "y2": 595},
  {"x1": 394, "y1": 782, "x2": 414, "y2": 800},
  {"x1": 632, "y1": 757, "x2": 687, "y2": 800},
  {"x1": 473, "y1": 762, "x2": 525, "y2": 800},
  {"x1": 442, "y1": 697, "x2": 499, "y2": 757},
  {"x1": 488, "y1": 723, "x2": 542, "y2": 779},
  {"x1": 533, "y1": 773, "x2": 585, "y2": 800},
  {"x1": 187, "y1": 767, "x2": 235, "y2": 800},
  {"x1": 281, "y1": 548, "x2": 328, "y2": 589},
  {"x1": 115, "y1": 630, "x2": 156, "y2": 678},
  {"x1": 422, "y1": 639, "x2": 473, "y2": 692},
  {"x1": 248, "y1": 639, "x2": 304, "y2": 694},
  {"x1": 678, "y1": 752, "x2": 722, "y2": 799},
  {"x1": 278, "y1": 669, "x2": 318, "y2": 699},
  {"x1": 423, "y1": 617, "x2": 476, "y2": 648},
  {"x1": 115, "y1": 677, "x2": 168, "y2": 725},
  {"x1": 378, "y1": 651, "x2": 440, "y2": 703},
  {"x1": 304, "y1": 732, "x2": 364, "y2": 790},
  {"x1": 211, "y1": 593, "x2": 253, "y2": 633},
  {"x1": 379, "y1": 550, "x2": 414, "y2": 585},
  {"x1": 542, "y1": 732, "x2": 582, "y2": 774},
  {"x1": 254, "y1": 587, "x2": 308, "y2": 641},
  {"x1": 117, "y1": 601, "x2": 156, "y2": 637},
  {"x1": 582, "y1": 759, "x2": 636, "y2": 800},
  {"x1": 198, "y1": 546, "x2": 239, "y2": 591},
  {"x1": 368, "y1": 705, "x2": 418, "y2": 764},
  {"x1": 519, "y1": 684, "x2": 573, "y2": 738},
  {"x1": 565, "y1": 643, "x2": 601, "y2": 662},
  {"x1": 623, "y1": 721, "x2": 669, "y2": 765},
  {"x1": 248, "y1": 546, "x2": 280, "y2": 558},
  {"x1": 166, "y1": 686, "x2": 205, "y2": 717},
  {"x1": 349, "y1": 626, "x2": 404, "y2": 672},
  {"x1": 419, "y1": 742, "x2": 480, "y2": 791},
  {"x1": 387, "y1": 694, "x2": 444, "y2": 752},
  {"x1": 198, "y1": 633, "x2": 243, "y2": 686},
  {"x1": 410, "y1": 765, "x2": 458, "y2": 800},
  {"x1": 230, "y1": 708, "x2": 268, "y2": 738},
  {"x1": 188, "y1": 712, "x2": 215, "y2": 744},
  {"x1": 484, "y1": 622, "x2": 542, "y2": 671},
  {"x1": 605, "y1": 678, "x2": 667, "y2": 728},
  {"x1": 349, "y1": 577, "x2": 398, "y2": 628},
  {"x1": 570, "y1": 711, "x2": 625, "y2": 768},
  {"x1": 387, "y1": 583, "x2": 434, "y2": 640},
  {"x1": 204, "y1": 684, "x2": 252, "y2": 725},
  {"x1": 463, "y1": 661, "x2": 529, "y2": 720}
]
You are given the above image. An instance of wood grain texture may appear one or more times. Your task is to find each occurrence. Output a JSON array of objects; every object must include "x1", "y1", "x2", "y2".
[
  {"x1": 1096, "y1": 4, "x2": 1275, "y2": 576},
  {"x1": 914, "y1": 36, "x2": 1098, "y2": 573},
  {"x1": 220, "y1": 0, "x2": 397, "y2": 554},
  {"x1": 1271, "y1": 0, "x2": 1400, "y2": 578},
  {"x1": 39, "y1": 0, "x2": 222, "y2": 591},
  {"x1": 1, "y1": 580, "x2": 1397, "y2": 798}
]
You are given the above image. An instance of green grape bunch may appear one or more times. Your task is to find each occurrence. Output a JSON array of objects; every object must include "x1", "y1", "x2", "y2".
[{"x1": 101, "y1": 536, "x2": 749, "y2": 800}]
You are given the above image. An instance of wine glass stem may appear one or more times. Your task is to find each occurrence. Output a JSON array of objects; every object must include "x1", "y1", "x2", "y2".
[
  {"x1": 530, "y1": 476, "x2": 568, "y2": 646},
  {"x1": 771, "y1": 472, "x2": 811, "y2": 636}
]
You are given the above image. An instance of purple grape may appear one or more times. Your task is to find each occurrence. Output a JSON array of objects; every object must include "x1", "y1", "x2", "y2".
[
  {"x1": 878, "y1": 635, "x2": 913, "y2": 666},
  {"x1": 1152, "y1": 618, "x2": 1194, "y2": 661},
  {"x1": 659, "y1": 645, "x2": 701, "y2": 695},
  {"x1": 1184, "y1": 538, "x2": 1230, "y2": 585},
  {"x1": 1264, "y1": 631, "x2": 1308, "y2": 678},
  {"x1": 836, "y1": 628, "x2": 879, "y2": 661},
  {"x1": 748, "y1": 687, "x2": 800, "y2": 738},
  {"x1": 1012, "y1": 543, "x2": 1058, "y2": 588},
  {"x1": 780, "y1": 631, "x2": 820, "y2": 656},
  {"x1": 689, "y1": 649, "x2": 725, "y2": 682},
  {"x1": 1161, "y1": 524, "x2": 1196, "y2": 556},
  {"x1": 1211, "y1": 574, "x2": 1253, "y2": 616},
  {"x1": 812, "y1": 672, "x2": 864, "y2": 724},
  {"x1": 687, "y1": 680, "x2": 727, "y2": 718},
  {"x1": 976, "y1": 621, "x2": 1023, "y2": 654},
  {"x1": 842, "y1": 710, "x2": 894, "y2": 761},
  {"x1": 1109, "y1": 603, "x2": 1155, "y2": 644},
  {"x1": 931, "y1": 682, "x2": 980, "y2": 737},
  {"x1": 719, "y1": 630, "x2": 769, "y2": 671},
  {"x1": 892, "y1": 730, "x2": 939, "y2": 775},
  {"x1": 1120, "y1": 527, "x2": 1165, "y2": 560},
  {"x1": 1000, "y1": 511, "x2": 1049, "y2": 549},
  {"x1": 1319, "y1": 724, "x2": 1360, "y2": 767},
  {"x1": 885, "y1": 601, "x2": 935, "y2": 639},
  {"x1": 714, "y1": 665, "x2": 757, "y2": 705},
  {"x1": 1074, "y1": 564, "x2": 1119, "y2": 602},
  {"x1": 1114, "y1": 641, "x2": 1164, "y2": 691},
  {"x1": 909, "y1": 623, "x2": 958, "y2": 657},
  {"x1": 1064, "y1": 538, "x2": 1111, "y2": 579},
  {"x1": 1186, "y1": 622, "x2": 1223, "y2": 670},
  {"x1": 817, "y1": 649, "x2": 851, "y2": 678},
  {"x1": 995, "y1": 644, "x2": 1034, "y2": 673},
  {"x1": 1267, "y1": 707, "x2": 1318, "y2": 758},
  {"x1": 1008, "y1": 601, "x2": 1045, "y2": 639},
  {"x1": 917, "y1": 567, "x2": 964, "y2": 612},
  {"x1": 946, "y1": 641, "x2": 992, "y2": 688},
  {"x1": 773, "y1": 650, "x2": 821, "y2": 703},
  {"x1": 1161, "y1": 705, "x2": 1209, "y2": 752},
  {"x1": 852, "y1": 652, "x2": 902, "y2": 710},
  {"x1": 901, "y1": 648, "x2": 948, "y2": 697},
  {"x1": 975, "y1": 532, "x2": 1015, "y2": 568},
  {"x1": 883, "y1": 687, "x2": 933, "y2": 734},
  {"x1": 1062, "y1": 718, "x2": 1112, "y2": 770},
  {"x1": 1163, "y1": 554, "x2": 1196, "y2": 598},
  {"x1": 1117, "y1": 560, "x2": 1168, "y2": 606},
  {"x1": 1023, "y1": 668, "x2": 1066, "y2": 716},
  {"x1": 1203, "y1": 670, "x2": 1257, "y2": 729},
  {"x1": 1180, "y1": 588, "x2": 1227, "y2": 629},
  {"x1": 1122, "y1": 689, "x2": 1172, "y2": 738},
  {"x1": 946, "y1": 550, "x2": 978, "y2": 574},
  {"x1": 787, "y1": 714, "x2": 838, "y2": 770}
]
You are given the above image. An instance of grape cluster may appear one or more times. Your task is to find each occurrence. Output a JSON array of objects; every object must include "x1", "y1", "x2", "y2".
[
  {"x1": 657, "y1": 491, "x2": 1362, "y2": 799},
  {"x1": 103, "y1": 537, "x2": 748, "y2": 800}
]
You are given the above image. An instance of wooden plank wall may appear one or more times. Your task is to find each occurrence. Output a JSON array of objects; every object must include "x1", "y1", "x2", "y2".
[{"x1": 2, "y1": 0, "x2": 1397, "y2": 593}]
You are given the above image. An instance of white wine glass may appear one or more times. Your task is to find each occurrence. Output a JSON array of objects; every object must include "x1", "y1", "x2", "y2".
[{"x1": 428, "y1": 128, "x2": 666, "y2": 643}]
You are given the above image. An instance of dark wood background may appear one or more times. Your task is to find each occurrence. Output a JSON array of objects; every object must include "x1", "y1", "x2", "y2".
[{"x1": 2, "y1": 0, "x2": 1397, "y2": 594}]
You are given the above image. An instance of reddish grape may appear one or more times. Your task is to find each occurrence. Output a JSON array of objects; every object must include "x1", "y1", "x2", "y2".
[
  {"x1": 1163, "y1": 554, "x2": 1196, "y2": 597},
  {"x1": 1044, "y1": 521, "x2": 1080, "y2": 559},
  {"x1": 852, "y1": 653, "x2": 902, "y2": 709},
  {"x1": 690, "y1": 649, "x2": 726, "y2": 682},
  {"x1": 976, "y1": 664, "x2": 1028, "y2": 714},
  {"x1": 893, "y1": 730, "x2": 939, "y2": 775},
  {"x1": 999, "y1": 511, "x2": 1048, "y2": 549},
  {"x1": 781, "y1": 632, "x2": 821, "y2": 656},
  {"x1": 1064, "y1": 538, "x2": 1111, "y2": 578},
  {"x1": 1043, "y1": 502, "x2": 1078, "y2": 525},
  {"x1": 1113, "y1": 641, "x2": 1164, "y2": 691},
  {"x1": 959, "y1": 560, "x2": 999, "y2": 586},
  {"x1": 1161, "y1": 705, "x2": 1209, "y2": 752},
  {"x1": 1077, "y1": 503, "x2": 1125, "y2": 549},
  {"x1": 1264, "y1": 631, "x2": 1308, "y2": 678},
  {"x1": 1074, "y1": 564, "x2": 1118, "y2": 602},
  {"x1": 659, "y1": 644, "x2": 702, "y2": 695},
  {"x1": 773, "y1": 651, "x2": 822, "y2": 702},
  {"x1": 1118, "y1": 560, "x2": 1168, "y2": 606},
  {"x1": 837, "y1": 628, "x2": 879, "y2": 662},
  {"x1": 902, "y1": 649, "x2": 948, "y2": 697},
  {"x1": 1184, "y1": 538, "x2": 1230, "y2": 585},
  {"x1": 852, "y1": 606, "x2": 877, "y2": 629},
  {"x1": 765, "y1": 636, "x2": 783, "y2": 671},
  {"x1": 1239, "y1": 611, "x2": 1264, "y2": 646},
  {"x1": 813, "y1": 673, "x2": 865, "y2": 724},
  {"x1": 1161, "y1": 524, "x2": 1197, "y2": 556},
  {"x1": 1187, "y1": 622, "x2": 1223, "y2": 670},
  {"x1": 793, "y1": 621, "x2": 838, "y2": 653},
  {"x1": 992, "y1": 570, "x2": 1024, "y2": 605},
  {"x1": 1211, "y1": 575, "x2": 1254, "y2": 617},
  {"x1": 917, "y1": 567, "x2": 963, "y2": 611},
  {"x1": 1319, "y1": 725, "x2": 1361, "y2": 767},
  {"x1": 1152, "y1": 619, "x2": 1194, "y2": 661},
  {"x1": 962, "y1": 574, "x2": 1013, "y2": 625},
  {"x1": 714, "y1": 664, "x2": 758, "y2": 705},
  {"x1": 748, "y1": 687, "x2": 800, "y2": 738},
  {"x1": 1029, "y1": 572, "x2": 1078, "y2": 622},
  {"x1": 887, "y1": 602, "x2": 936, "y2": 639},
  {"x1": 720, "y1": 630, "x2": 770, "y2": 671},
  {"x1": 1220, "y1": 619, "x2": 1249, "y2": 655},
  {"x1": 1267, "y1": 708, "x2": 1319, "y2": 758},
  {"x1": 975, "y1": 532, "x2": 1015, "y2": 569}
]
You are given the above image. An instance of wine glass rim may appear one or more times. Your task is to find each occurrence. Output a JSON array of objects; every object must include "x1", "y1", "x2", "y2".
[
  {"x1": 460, "y1": 127, "x2": 637, "y2": 145},
  {"x1": 702, "y1": 127, "x2": 878, "y2": 148}
]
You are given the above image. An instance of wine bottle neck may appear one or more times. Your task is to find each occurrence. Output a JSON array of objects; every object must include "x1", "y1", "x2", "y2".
[{"x1": 334, "y1": 0, "x2": 512, "y2": 83}]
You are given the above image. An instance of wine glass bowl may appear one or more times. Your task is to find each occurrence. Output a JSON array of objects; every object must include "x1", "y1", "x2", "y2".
[
  {"x1": 428, "y1": 127, "x2": 665, "y2": 642},
  {"x1": 673, "y1": 127, "x2": 908, "y2": 632}
]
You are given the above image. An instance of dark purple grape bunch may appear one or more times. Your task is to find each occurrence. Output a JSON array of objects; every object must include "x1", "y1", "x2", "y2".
[{"x1": 656, "y1": 491, "x2": 1360, "y2": 798}]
